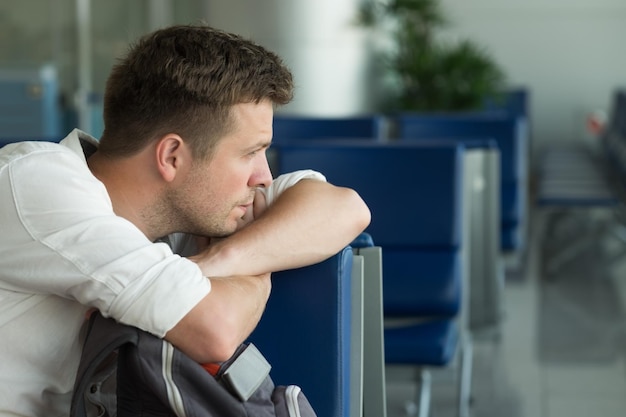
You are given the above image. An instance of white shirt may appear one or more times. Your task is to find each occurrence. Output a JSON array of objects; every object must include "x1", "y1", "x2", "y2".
[
  {"x1": 0, "y1": 129, "x2": 326, "y2": 416},
  {"x1": 0, "y1": 130, "x2": 210, "y2": 416},
  {"x1": 259, "y1": 169, "x2": 326, "y2": 206}
]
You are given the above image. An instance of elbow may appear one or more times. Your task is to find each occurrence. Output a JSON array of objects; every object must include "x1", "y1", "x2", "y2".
[
  {"x1": 193, "y1": 334, "x2": 242, "y2": 363},
  {"x1": 175, "y1": 323, "x2": 244, "y2": 363},
  {"x1": 347, "y1": 187, "x2": 371, "y2": 235},
  {"x1": 173, "y1": 276, "x2": 271, "y2": 363},
  {"x1": 359, "y1": 197, "x2": 372, "y2": 232},
  {"x1": 165, "y1": 305, "x2": 249, "y2": 364}
]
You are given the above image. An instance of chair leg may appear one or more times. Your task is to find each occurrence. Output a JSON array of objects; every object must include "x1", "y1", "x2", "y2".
[
  {"x1": 416, "y1": 369, "x2": 432, "y2": 417},
  {"x1": 404, "y1": 368, "x2": 432, "y2": 417},
  {"x1": 458, "y1": 334, "x2": 473, "y2": 417}
]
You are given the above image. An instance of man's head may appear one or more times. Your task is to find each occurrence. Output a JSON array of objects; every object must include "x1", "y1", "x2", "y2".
[
  {"x1": 90, "y1": 25, "x2": 294, "y2": 239},
  {"x1": 98, "y1": 24, "x2": 294, "y2": 160}
]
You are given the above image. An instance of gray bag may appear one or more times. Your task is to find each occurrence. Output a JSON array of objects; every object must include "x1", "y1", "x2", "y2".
[{"x1": 70, "y1": 313, "x2": 317, "y2": 417}]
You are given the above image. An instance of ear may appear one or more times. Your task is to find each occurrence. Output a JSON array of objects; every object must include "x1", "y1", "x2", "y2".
[{"x1": 155, "y1": 134, "x2": 187, "y2": 183}]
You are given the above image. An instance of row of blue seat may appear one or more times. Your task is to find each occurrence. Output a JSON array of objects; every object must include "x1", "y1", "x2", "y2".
[
  {"x1": 270, "y1": 100, "x2": 530, "y2": 254},
  {"x1": 536, "y1": 89, "x2": 626, "y2": 277},
  {"x1": 269, "y1": 107, "x2": 526, "y2": 331},
  {"x1": 258, "y1": 96, "x2": 531, "y2": 414},
  {"x1": 264, "y1": 139, "x2": 470, "y2": 417},
  {"x1": 535, "y1": 90, "x2": 626, "y2": 210}
]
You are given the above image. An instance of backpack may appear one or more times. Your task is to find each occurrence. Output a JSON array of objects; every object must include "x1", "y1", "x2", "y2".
[{"x1": 70, "y1": 312, "x2": 317, "y2": 417}]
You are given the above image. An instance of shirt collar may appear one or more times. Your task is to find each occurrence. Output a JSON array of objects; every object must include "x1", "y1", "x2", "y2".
[{"x1": 59, "y1": 128, "x2": 100, "y2": 163}]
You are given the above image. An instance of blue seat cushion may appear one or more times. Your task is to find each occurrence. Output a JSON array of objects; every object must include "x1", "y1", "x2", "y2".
[
  {"x1": 385, "y1": 319, "x2": 459, "y2": 366},
  {"x1": 382, "y1": 249, "x2": 462, "y2": 317}
]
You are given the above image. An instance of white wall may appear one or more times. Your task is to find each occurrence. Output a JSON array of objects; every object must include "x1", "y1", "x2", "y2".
[
  {"x1": 4, "y1": 0, "x2": 624, "y2": 146},
  {"x1": 203, "y1": 0, "x2": 378, "y2": 116},
  {"x1": 440, "y1": 0, "x2": 626, "y2": 149},
  {"x1": 204, "y1": 0, "x2": 626, "y2": 148}
]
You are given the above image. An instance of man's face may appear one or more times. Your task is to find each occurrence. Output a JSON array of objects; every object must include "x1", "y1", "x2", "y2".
[{"x1": 168, "y1": 99, "x2": 274, "y2": 237}]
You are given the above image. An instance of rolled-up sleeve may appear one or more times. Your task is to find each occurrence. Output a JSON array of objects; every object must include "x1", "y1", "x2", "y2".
[{"x1": 259, "y1": 169, "x2": 327, "y2": 206}]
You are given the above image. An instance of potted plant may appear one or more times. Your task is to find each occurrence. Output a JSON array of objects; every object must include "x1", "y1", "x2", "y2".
[{"x1": 357, "y1": 0, "x2": 507, "y2": 112}]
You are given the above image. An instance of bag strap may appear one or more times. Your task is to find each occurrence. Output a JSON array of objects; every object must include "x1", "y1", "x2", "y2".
[{"x1": 70, "y1": 313, "x2": 140, "y2": 417}]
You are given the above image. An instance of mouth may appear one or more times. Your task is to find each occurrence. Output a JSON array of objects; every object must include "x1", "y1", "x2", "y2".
[
  {"x1": 235, "y1": 193, "x2": 256, "y2": 216},
  {"x1": 237, "y1": 201, "x2": 253, "y2": 214}
]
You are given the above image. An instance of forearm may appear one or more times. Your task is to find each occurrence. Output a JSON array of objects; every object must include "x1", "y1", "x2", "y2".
[
  {"x1": 192, "y1": 179, "x2": 370, "y2": 277},
  {"x1": 165, "y1": 273, "x2": 271, "y2": 363}
]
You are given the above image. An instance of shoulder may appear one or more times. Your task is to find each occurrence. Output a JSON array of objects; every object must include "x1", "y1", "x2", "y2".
[
  {"x1": 1, "y1": 133, "x2": 111, "y2": 228},
  {"x1": 1, "y1": 130, "x2": 98, "y2": 184}
]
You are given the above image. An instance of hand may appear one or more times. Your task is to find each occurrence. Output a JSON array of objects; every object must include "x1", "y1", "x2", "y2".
[
  {"x1": 191, "y1": 189, "x2": 266, "y2": 276},
  {"x1": 237, "y1": 188, "x2": 266, "y2": 229},
  {"x1": 252, "y1": 188, "x2": 267, "y2": 219}
]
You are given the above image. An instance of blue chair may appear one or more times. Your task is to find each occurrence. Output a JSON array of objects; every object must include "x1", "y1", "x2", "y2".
[
  {"x1": 603, "y1": 90, "x2": 626, "y2": 175},
  {"x1": 483, "y1": 88, "x2": 532, "y2": 156},
  {"x1": 273, "y1": 139, "x2": 471, "y2": 417},
  {"x1": 538, "y1": 90, "x2": 626, "y2": 277},
  {"x1": 484, "y1": 88, "x2": 530, "y2": 122},
  {"x1": 350, "y1": 233, "x2": 387, "y2": 417},
  {"x1": 272, "y1": 114, "x2": 387, "y2": 142},
  {"x1": 395, "y1": 133, "x2": 504, "y2": 331},
  {"x1": 268, "y1": 115, "x2": 387, "y2": 175},
  {"x1": 249, "y1": 246, "x2": 355, "y2": 417},
  {"x1": 0, "y1": 65, "x2": 63, "y2": 142},
  {"x1": 395, "y1": 112, "x2": 529, "y2": 253}
]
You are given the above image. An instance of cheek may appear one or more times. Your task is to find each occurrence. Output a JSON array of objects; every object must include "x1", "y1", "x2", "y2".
[
  {"x1": 201, "y1": 161, "x2": 253, "y2": 201},
  {"x1": 222, "y1": 167, "x2": 254, "y2": 191},
  {"x1": 196, "y1": 175, "x2": 238, "y2": 210}
]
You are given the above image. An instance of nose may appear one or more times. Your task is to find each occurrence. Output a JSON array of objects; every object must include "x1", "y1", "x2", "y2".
[{"x1": 250, "y1": 151, "x2": 273, "y2": 189}]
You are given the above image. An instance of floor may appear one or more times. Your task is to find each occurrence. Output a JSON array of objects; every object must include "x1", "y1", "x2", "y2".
[{"x1": 384, "y1": 207, "x2": 626, "y2": 417}]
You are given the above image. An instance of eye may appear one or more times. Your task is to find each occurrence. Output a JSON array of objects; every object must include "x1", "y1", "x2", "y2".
[{"x1": 247, "y1": 145, "x2": 269, "y2": 158}]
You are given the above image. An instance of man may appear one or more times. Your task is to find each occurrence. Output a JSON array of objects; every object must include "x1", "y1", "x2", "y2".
[{"x1": 0, "y1": 25, "x2": 370, "y2": 416}]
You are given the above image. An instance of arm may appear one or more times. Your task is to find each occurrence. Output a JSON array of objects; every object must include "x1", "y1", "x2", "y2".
[
  {"x1": 165, "y1": 272, "x2": 272, "y2": 363},
  {"x1": 173, "y1": 178, "x2": 369, "y2": 362},
  {"x1": 190, "y1": 178, "x2": 371, "y2": 277}
]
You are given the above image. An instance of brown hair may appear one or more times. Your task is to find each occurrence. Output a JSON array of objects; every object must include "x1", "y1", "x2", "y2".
[{"x1": 98, "y1": 25, "x2": 294, "y2": 159}]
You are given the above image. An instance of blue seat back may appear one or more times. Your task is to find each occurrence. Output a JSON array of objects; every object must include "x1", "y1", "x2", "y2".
[
  {"x1": 396, "y1": 112, "x2": 525, "y2": 182},
  {"x1": 249, "y1": 247, "x2": 354, "y2": 417},
  {"x1": 272, "y1": 115, "x2": 386, "y2": 142},
  {"x1": 617, "y1": 91, "x2": 626, "y2": 139},
  {"x1": 274, "y1": 140, "x2": 465, "y2": 317},
  {"x1": 603, "y1": 90, "x2": 626, "y2": 177},
  {"x1": 276, "y1": 140, "x2": 463, "y2": 249},
  {"x1": 484, "y1": 88, "x2": 530, "y2": 121},
  {"x1": 395, "y1": 113, "x2": 528, "y2": 250}
]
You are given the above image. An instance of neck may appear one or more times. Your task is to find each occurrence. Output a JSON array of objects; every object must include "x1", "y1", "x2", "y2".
[{"x1": 88, "y1": 151, "x2": 164, "y2": 241}]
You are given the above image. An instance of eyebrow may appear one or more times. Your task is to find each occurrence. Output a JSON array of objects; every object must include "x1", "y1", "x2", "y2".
[{"x1": 245, "y1": 140, "x2": 272, "y2": 153}]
